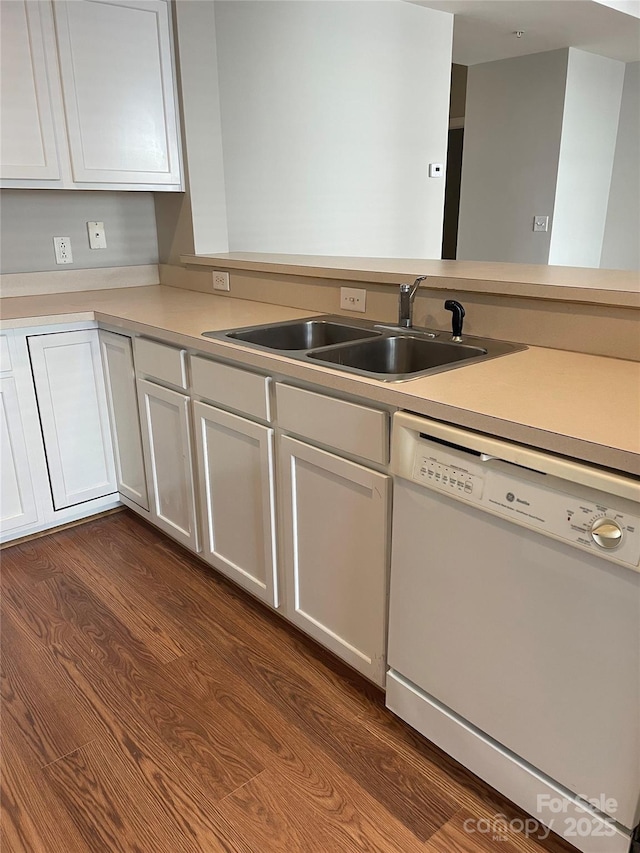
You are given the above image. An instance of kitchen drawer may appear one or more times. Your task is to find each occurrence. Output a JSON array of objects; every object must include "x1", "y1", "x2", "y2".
[
  {"x1": 191, "y1": 355, "x2": 271, "y2": 422},
  {"x1": 134, "y1": 337, "x2": 187, "y2": 390},
  {"x1": 276, "y1": 383, "x2": 388, "y2": 464}
]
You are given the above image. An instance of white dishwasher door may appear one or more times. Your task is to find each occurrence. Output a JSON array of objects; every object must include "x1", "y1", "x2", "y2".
[{"x1": 388, "y1": 478, "x2": 640, "y2": 829}]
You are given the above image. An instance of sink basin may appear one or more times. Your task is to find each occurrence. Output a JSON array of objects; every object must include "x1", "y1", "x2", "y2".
[
  {"x1": 205, "y1": 319, "x2": 380, "y2": 350},
  {"x1": 204, "y1": 315, "x2": 525, "y2": 381},
  {"x1": 307, "y1": 335, "x2": 488, "y2": 380}
]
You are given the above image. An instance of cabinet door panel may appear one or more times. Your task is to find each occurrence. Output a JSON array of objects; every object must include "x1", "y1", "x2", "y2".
[
  {"x1": 0, "y1": 377, "x2": 39, "y2": 534},
  {"x1": 280, "y1": 436, "x2": 390, "y2": 685},
  {"x1": 0, "y1": 0, "x2": 60, "y2": 180},
  {"x1": 53, "y1": 0, "x2": 181, "y2": 184},
  {"x1": 99, "y1": 331, "x2": 148, "y2": 510},
  {"x1": 28, "y1": 330, "x2": 116, "y2": 510},
  {"x1": 138, "y1": 379, "x2": 198, "y2": 552},
  {"x1": 194, "y1": 401, "x2": 277, "y2": 607}
]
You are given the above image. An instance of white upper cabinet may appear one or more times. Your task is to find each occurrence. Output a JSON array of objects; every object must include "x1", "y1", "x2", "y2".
[
  {"x1": 53, "y1": 0, "x2": 181, "y2": 186},
  {"x1": 0, "y1": 0, "x2": 182, "y2": 190},
  {"x1": 0, "y1": 1, "x2": 60, "y2": 181}
]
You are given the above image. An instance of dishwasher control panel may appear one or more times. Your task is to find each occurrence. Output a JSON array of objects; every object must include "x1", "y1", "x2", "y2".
[
  {"x1": 413, "y1": 452, "x2": 485, "y2": 500},
  {"x1": 410, "y1": 440, "x2": 640, "y2": 571}
]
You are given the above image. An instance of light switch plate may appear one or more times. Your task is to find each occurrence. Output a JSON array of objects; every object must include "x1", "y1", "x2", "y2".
[
  {"x1": 429, "y1": 163, "x2": 444, "y2": 178},
  {"x1": 340, "y1": 287, "x2": 367, "y2": 312},
  {"x1": 533, "y1": 215, "x2": 549, "y2": 232},
  {"x1": 87, "y1": 221, "x2": 107, "y2": 249}
]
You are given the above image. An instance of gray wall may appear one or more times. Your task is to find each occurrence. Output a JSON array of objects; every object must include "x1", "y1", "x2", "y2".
[
  {"x1": 0, "y1": 190, "x2": 159, "y2": 274},
  {"x1": 601, "y1": 62, "x2": 640, "y2": 271},
  {"x1": 214, "y1": 0, "x2": 453, "y2": 258},
  {"x1": 449, "y1": 64, "x2": 467, "y2": 123},
  {"x1": 456, "y1": 50, "x2": 569, "y2": 265}
]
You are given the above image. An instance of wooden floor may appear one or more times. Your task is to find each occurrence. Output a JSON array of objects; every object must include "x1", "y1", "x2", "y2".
[{"x1": 1, "y1": 511, "x2": 576, "y2": 853}]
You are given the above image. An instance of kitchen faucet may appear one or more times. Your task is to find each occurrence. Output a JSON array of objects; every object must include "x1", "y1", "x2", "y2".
[{"x1": 398, "y1": 276, "x2": 427, "y2": 328}]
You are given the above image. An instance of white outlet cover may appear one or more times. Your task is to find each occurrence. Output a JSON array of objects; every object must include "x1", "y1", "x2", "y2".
[
  {"x1": 213, "y1": 270, "x2": 230, "y2": 291},
  {"x1": 429, "y1": 163, "x2": 444, "y2": 178},
  {"x1": 53, "y1": 236, "x2": 73, "y2": 264}
]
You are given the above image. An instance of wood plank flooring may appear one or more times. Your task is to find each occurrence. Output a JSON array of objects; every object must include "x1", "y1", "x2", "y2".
[{"x1": 1, "y1": 511, "x2": 577, "y2": 853}]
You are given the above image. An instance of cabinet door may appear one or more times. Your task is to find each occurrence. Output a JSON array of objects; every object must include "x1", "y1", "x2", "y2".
[
  {"x1": 53, "y1": 0, "x2": 181, "y2": 186},
  {"x1": 279, "y1": 436, "x2": 390, "y2": 685},
  {"x1": 137, "y1": 379, "x2": 198, "y2": 552},
  {"x1": 0, "y1": 0, "x2": 60, "y2": 180},
  {"x1": 99, "y1": 331, "x2": 148, "y2": 510},
  {"x1": 0, "y1": 376, "x2": 40, "y2": 536},
  {"x1": 194, "y1": 401, "x2": 277, "y2": 607},
  {"x1": 28, "y1": 330, "x2": 117, "y2": 510}
]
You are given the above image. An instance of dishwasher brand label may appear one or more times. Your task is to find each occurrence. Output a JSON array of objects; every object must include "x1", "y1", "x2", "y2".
[{"x1": 484, "y1": 470, "x2": 640, "y2": 570}]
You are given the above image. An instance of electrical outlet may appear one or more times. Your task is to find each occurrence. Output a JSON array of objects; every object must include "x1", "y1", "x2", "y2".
[
  {"x1": 53, "y1": 236, "x2": 73, "y2": 264},
  {"x1": 340, "y1": 287, "x2": 367, "y2": 312},
  {"x1": 213, "y1": 271, "x2": 230, "y2": 291},
  {"x1": 87, "y1": 221, "x2": 107, "y2": 249}
]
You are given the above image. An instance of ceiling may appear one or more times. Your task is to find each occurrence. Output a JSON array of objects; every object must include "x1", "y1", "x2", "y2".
[{"x1": 411, "y1": 0, "x2": 640, "y2": 65}]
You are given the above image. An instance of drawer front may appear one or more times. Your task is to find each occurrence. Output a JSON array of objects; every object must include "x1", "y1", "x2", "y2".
[
  {"x1": 191, "y1": 355, "x2": 271, "y2": 422},
  {"x1": 276, "y1": 383, "x2": 388, "y2": 464},
  {"x1": 134, "y1": 337, "x2": 187, "y2": 390}
]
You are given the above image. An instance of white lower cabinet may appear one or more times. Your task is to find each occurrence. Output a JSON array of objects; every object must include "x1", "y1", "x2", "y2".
[
  {"x1": 99, "y1": 331, "x2": 148, "y2": 510},
  {"x1": 0, "y1": 375, "x2": 40, "y2": 534},
  {"x1": 193, "y1": 400, "x2": 278, "y2": 607},
  {"x1": 279, "y1": 435, "x2": 391, "y2": 686},
  {"x1": 1, "y1": 325, "x2": 119, "y2": 544},
  {"x1": 137, "y1": 378, "x2": 199, "y2": 552},
  {"x1": 28, "y1": 329, "x2": 117, "y2": 509}
]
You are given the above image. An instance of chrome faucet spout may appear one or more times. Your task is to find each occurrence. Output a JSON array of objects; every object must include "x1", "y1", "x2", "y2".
[{"x1": 398, "y1": 275, "x2": 427, "y2": 328}]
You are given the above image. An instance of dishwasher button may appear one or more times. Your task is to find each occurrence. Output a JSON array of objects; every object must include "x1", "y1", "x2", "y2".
[{"x1": 464, "y1": 482, "x2": 473, "y2": 494}]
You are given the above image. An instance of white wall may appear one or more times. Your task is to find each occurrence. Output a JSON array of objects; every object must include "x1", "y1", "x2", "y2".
[
  {"x1": 456, "y1": 49, "x2": 569, "y2": 265},
  {"x1": 0, "y1": 190, "x2": 158, "y2": 274},
  {"x1": 155, "y1": 0, "x2": 229, "y2": 264},
  {"x1": 600, "y1": 61, "x2": 640, "y2": 271},
  {"x1": 549, "y1": 50, "x2": 625, "y2": 268},
  {"x1": 213, "y1": 1, "x2": 453, "y2": 258}
]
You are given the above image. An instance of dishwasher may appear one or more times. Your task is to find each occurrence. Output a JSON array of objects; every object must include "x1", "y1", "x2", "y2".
[{"x1": 386, "y1": 411, "x2": 640, "y2": 853}]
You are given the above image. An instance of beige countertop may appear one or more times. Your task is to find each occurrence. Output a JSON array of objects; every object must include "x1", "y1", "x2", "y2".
[
  {"x1": 181, "y1": 252, "x2": 640, "y2": 309},
  {"x1": 2, "y1": 285, "x2": 639, "y2": 476}
]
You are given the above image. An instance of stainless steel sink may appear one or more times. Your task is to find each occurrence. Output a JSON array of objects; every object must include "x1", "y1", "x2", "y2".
[
  {"x1": 203, "y1": 315, "x2": 525, "y2": 381},
  {"x1": 307, "y1": 335, "x2": 488, "y2": 380},
  {"x1": 204, "y1": 319, "x2": 380, "y2": 350}
]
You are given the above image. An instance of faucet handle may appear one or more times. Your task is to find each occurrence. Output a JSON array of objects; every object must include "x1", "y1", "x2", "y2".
[{"x1": 444, "y1": 299, "x2": 465, "y2": 341}]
